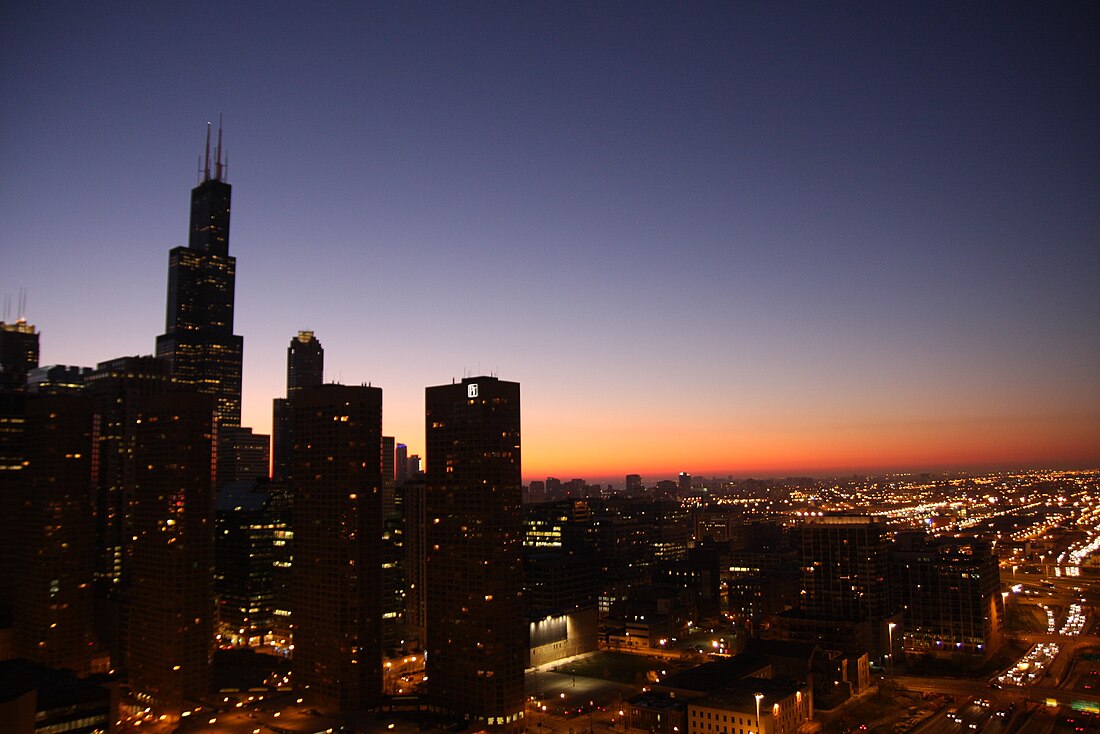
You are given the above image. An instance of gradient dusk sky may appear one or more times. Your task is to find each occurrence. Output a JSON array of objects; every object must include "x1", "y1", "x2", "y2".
[{"x1": 2, "y1": 2, "x2": 1097, "y2": 483}]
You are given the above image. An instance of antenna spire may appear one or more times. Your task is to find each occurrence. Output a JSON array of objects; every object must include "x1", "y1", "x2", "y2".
[
  {"x1": 214, "y1": 113, "x2": 224, "y2": 181},
  {"x1": 203, "y1": 122, "x2": 211, "y2": 181}
]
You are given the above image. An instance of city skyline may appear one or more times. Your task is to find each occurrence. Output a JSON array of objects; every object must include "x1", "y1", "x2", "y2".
[{"x1": 2, "y1": 3, "x2": 1097, "y2": 482}]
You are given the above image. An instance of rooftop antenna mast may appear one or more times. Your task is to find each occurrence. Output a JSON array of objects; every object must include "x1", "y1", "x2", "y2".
[
  {"x1": 18, "y1": 287, "x2": 26, "y2": 322},
  {"x1": 203, "y1": 122, "x2": 212, "y2": 181},
  {"x1": 214, "y1": 113, "x2": 224, "y2": 181}
]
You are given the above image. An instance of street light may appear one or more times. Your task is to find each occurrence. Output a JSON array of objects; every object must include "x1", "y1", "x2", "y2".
[
  {"x1": 755, "y1": 693, "x2": 764, "y2": 734},
  {"x1": 887, "y1": 622, "x2": 897, "y2": 676}
]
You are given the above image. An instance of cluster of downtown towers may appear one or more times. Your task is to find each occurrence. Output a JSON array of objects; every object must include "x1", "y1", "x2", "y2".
[{"x1": 0, "y1": 133, "x2": 526, "y2": 728}]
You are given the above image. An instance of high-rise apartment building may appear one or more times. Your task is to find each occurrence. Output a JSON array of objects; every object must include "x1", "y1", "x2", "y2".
[
  {"x1": 290, "y1": 384, "x2": 383, "y2": 710},
  {"x1": 127, "y1": 391, "x2": 217, "y2": 717},
  {"x1": 83, "y1": 355, "x2": 174, "y2": 671},
  {"x1": 892, "y1": 533, "x2": 1004, "y2": 659},
  {"x1": 798, "y1": 515, "x2": 891, "y2": 623},
  {"x1": 425, "y1": 376, "x2": 524, "y2": 731},
  {"x1": 13, "y1": 394, "x2": 98, "y2": 675},
  {"x1": 84, "y1": 356, "x2": 174, "y2": 585},
  {"x1": 155, "y1": 124, "x2": 243, "y2": 432},
  {"x1": 0, "y1": 319, "x2": 39, "y2": 611},
  {"x1": 272, "y1": 330, "x2": 324, "y2": 482},
  {"x1": 765, "y1": 514, "x2": 897, "y2": 658}
]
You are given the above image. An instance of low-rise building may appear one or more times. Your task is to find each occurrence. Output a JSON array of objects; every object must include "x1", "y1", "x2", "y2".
[{"x1": 686, "y1": 680, "x2": 811, "y2": 734}]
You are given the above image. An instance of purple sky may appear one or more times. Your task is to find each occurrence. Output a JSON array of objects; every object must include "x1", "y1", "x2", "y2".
[{"x1": 2, "y1": 2, "x2": 1098, "y2": 483}]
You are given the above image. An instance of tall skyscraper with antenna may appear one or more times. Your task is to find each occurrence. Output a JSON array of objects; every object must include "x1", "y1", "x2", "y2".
[
  {"x1": 155, "y1": 121, "x2": 243, "y2": 432},
  {"x1": 0, "y1": 289, "x2": 38, "y2": 390}
]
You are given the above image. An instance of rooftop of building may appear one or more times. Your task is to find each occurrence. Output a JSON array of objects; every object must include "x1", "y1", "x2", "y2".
[
  {"x1": 626, "y1": 691, "x2": 688, "y2": 712},
  {"x1": 689, "y1": 678, "x2": 806, "y2": 713},
  {"x1": 744, "y1": 638, "x2": 818, "y2": 664},
  {"x1": 0, "y1": 659, "x2": 113, "y2": 708},
  {"x1": 0, "y1": 319, "x2": 36, "y2": 334},
  {"x1": 657, "y1": 654, "x2": 770, "y2": 694}
]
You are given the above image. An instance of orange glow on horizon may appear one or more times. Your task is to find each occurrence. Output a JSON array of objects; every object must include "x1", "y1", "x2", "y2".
[{"x1": 521, "y1": 411, "x2": 1100, "y2": 482}]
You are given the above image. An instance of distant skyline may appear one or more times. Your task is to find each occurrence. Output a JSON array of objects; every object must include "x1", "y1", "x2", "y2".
[{"x1": 2, "y1": 2, "x2": 1097, "y2": 483}]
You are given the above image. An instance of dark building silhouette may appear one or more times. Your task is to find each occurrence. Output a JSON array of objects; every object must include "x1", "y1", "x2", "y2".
[
  {"x1": 523, "y1": 500, "x2": 600, "y2": 666},
  {"x1": 217, "y1": 426, "x2": 270, "y2": 483},
  {"x1": 287, "y1": 330, "x2": 324, "y2": 394},
  {"x1": 0, "y1": 319, "x2": 39, "y2": 613},
  {"x1": 425, "y1": 376, "x2": 524, "y2": 731},
  {"x1": 590, "y1": 499, "x2": 687, "y2": 613},
  {"x1": 381, "y1": 435, "x2": 407, "y2": 649},
  {"x1": 625, "y1": 474, "x2": 643, "y2": 497},
  {"x1": 272, "y1": 330, "x2": 324, "y2": 482},
  {"x1": 0, "y1": 319, "x2": 39, "y2": 390},
  {"x1": 721, "y1": 521, "x2": 799, "y2": 624},
  {"x1": 0, "y1": 659, "x2": 117, "y2": 734},
  {"x1": 290, "y1": 384, "x2": 383, "y2": 710},
  {"x1": 127, "y1": 392, "x2": 217, "y2": 718},
  {"x1": 401, "y1": 477, "x2": 428, "y2": 645},
  {"x1": 765, "y1": 515, "x2": 897, "y2": 660},
  {"x1": 525, "y1": 479, "x2": 545, "y2": 503},
  {"x1": 13, "y1": 395, "x2": 98, "y2": 675},
  {"x1": 26, "y1": 364, "x2": 91, "y2": 394},
  {"x1": 685, "y1": 540, "x2": 722, "y2": 619},
  {"x1": 395, "y1": 442, "x2": 408, "y2": 485},
  {"x1": 0, "y1": 387, "x2": 27, "y2": 616},
  {"x1": 523, "y1": 552, "x2": 596, "y2": 617},
  {"x1": 155, "y1": 124, "x2": 243, "y2": 433},
  {"x1": 215, "y1": 479, "x2": 288, "y2": 647},
  {"x1": 406, "y1": 453, "x2": 422, "y2": 479},
  {"x1": 798, "y1": 515, "x2": 891, "y2": 623},
  {"x1": 892, "y1": 532, "x2": 1004, "y2": 659},
  {"x1": 272, "y1": 400, "x2": 289, "y2": 481},
  {"x1": 83, "y1": 356, "x2": 174, "y2": 672}
]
